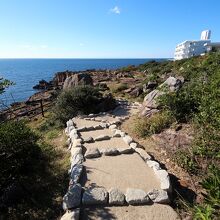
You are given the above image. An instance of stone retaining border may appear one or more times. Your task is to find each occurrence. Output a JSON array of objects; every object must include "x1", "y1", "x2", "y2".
[
  {"x1": 80, "y1": 186, "x2": 169, "y2": 206},
  {"x1": 61, "y1": 112, "x2": 172, "y2": 219},
  {"x1": 84, "y1": 147, "x2": 134, "y2": 159}
]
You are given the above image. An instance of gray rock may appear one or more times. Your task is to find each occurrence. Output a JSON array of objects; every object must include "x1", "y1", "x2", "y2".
[
  {"x1": 146, "y1": 160, "x2": 161, "y2": 171},
  {"x1": 71, "y1": 148, "x2": 84, "y2": 167},
  {"x1": 82, "y1": 187, "x2": 108, "y2": 205},
  {"x1": 130, "y1": 142, "x2": 138, "y2": 149},
  {"x1": 67, "y1": 125, "x2": 75, "y2": 134},
  {"x1": 66, "y1": 138, "x2": 71, "y2": 146},
  {"x1": 120, "y1": 131, "x2": 126, "y2": 137},
  {"x1": 125, "y1": 188, "x2": 150, "y2": 205},
  {"x1": 71, "y1": 147, "x2": 82, "y2": 157},
  {"x1": 65, "y1": 128, "x2": 69, "y2": 135},
  {"x1": 100, "y1": 123, "x2": 108, "y2": 128},
  {"x1": 109, "y1": 188, "x2": 125, "y2": 205},
  {"x1": 123, "y1": 135, "x2": 133, "y2": 145},
  {"x1": 112, "y1": 119, "x2": 121, "y2": 125},
  {"x1": 93, "y1": 125, "x2": 102, "y2": 130},
  {"x1": 113, "y1": 129, "x2": 122, "y2": 137},
  {"x1": 154, "y1": 169, "x2": 171, "y2": 192},
  {"x1": 66, "y1": 120, "x2": 73, "y2": 128},
  {"x1": 85, "y1": 148, "x2": 101, "y2": 159},
  {"x1": 70, "y1": 164, "x2": 83, "y2": 184},
  {"x1": 143, "y1": 89, "x2": 165, "y2": 109},
  {"x1": 63, "y1": 73, "x2": 93, "y2": 90},
  {"x1": 86, "y1": 126, "x2": 95, "y2": 131},
  {"x1": 160, "y1": 76, "x2": 183, "y2": 92},
  {"x1": 63, "y1": 184, "x2": 82, "y2": 210},
  {"x1": 83, "y1": 137, "x2": 94, "y2": 143},
  {"x1": 72, "y1": 139, "x2": 83, "y2": 148},
  {"x1": 94, "y1": 135, "x2": 111, "y2": 141},
  {"x1": 103, "y1": 148, "x2": 119, "y2": 156},
  {"x1": 77, "y1": 126, "x2": 87, "y2": 132},
  {"x1": 109, "y1": 124, "x2": 117, "y2": 130},
  {"x1": 118, "y1": 147, "x2": 134, "y2": 154},
  {"x1": 69, "y1": 129, "x2": 78, "y2": 139},
  {"x1": 135, "y1": 148, "x2": 151, "y2": 160},
  {"x1": 60, "y1": 209, "x2": 80, "y2": 220},
  {"x1": 148, "y1": 189, "x2": 170, "y2": 204}
]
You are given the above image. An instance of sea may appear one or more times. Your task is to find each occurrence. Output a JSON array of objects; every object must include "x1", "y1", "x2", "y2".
[{"x1": 0, "y1": 58, "x2": 165, "y2": 107}]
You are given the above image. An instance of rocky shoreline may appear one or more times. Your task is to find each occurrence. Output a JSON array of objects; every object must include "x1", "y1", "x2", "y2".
[
  {"x1": 0, "y1": 66, "x2": 145, "y2": 121},
  {"x1": 0, "y1": 61, "x2": 184, "y2": 123}
]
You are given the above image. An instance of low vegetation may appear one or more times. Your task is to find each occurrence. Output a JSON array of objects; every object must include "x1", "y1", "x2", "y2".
[
  {"x1": 0, "y1": 113, "x2": 69, "y2": 219},
  {"x1": 1, "y1": 53, "x2": 219, "y2": 219},
  {"x1": 0, "y1": 121, "x2": 40, "y2": 191},
  {"x1": 110, "y1": 83, "x2": 128, "y2": 93},
  {"x1": 133, "y1": 111, "x2": 174, "y2": 137},
  {"x1": 54, "y1": 85, "x2": 116, "y2": 125},
  {"x1": 135, "y1": 52, "x2": 220, "y2": 219}
]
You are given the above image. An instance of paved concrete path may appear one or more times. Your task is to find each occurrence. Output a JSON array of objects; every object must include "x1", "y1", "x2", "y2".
[{"x1": 61, "y1": 100, "x2": 179, "y2": 220}]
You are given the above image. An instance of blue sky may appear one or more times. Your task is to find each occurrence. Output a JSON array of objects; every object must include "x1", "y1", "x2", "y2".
[{"x1": 0, "y1": 0, "x2": 219, "y2": 58}]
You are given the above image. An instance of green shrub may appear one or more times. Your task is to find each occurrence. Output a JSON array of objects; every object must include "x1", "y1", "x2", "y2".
[
  {"x1": 0, "y1": 121, "x2": 40, "y2": 189},
  {"x1": 194, "y1": 166, "x2": 220, "y2": 219},
  {"x1": 54, "y1": 85, "x2": 116, "y2": 124},
  {"x1": 133, "y1": 111, "x2": 174, "y2": 137},
  {"x1": 159, "y1": 81, "x2": 202, "y2": 123},
  {"x1": 111, "y1": 83, "x2": 128, "y2": 93},
  {"x1": 174, "y1": 150, "x2": 198, "y2": 174},
  {"x1": 120, "y1": 65, "x2": 137, "y2": 72}
]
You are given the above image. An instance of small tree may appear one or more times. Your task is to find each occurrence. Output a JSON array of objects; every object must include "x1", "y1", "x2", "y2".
[
  {"x1": 0, "y1": 121, "x2": 40, "y2": 189},
  {"x1": 54, "y1": 85, "x2": 116, "y2": 125},
  {"x1": 54, "y1": 86, "x2": 101, "y2": 124},
  {"x1": 0, "y1": 77, "x2": 13, "y2": 94}
]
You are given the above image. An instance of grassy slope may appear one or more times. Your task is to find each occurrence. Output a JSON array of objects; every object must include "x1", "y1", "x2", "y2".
[{"x1": 131, "y1": 53, "x2": 220, "y2": 219}]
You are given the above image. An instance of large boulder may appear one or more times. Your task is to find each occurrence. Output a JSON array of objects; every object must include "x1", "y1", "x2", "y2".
[
  {"x1": 63, "y1": 73, "x2": 93, "y2": 90},
  {"x1": 140, "y1": 76, "x2": 184, "y2": 117},
  {"x1": 143, "y1": 81, "x2": 158, "y2": 92},
  {"x1": 143, "y1": 89, "x2": 165, "y2": 109},
  {"x1": 159, "y1": 76, "x2": 183, "y2": 92}
]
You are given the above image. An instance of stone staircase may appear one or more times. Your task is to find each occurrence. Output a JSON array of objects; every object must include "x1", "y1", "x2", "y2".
[{"x1": 60, "y1": 101, "x2": 179, "y2": 220}]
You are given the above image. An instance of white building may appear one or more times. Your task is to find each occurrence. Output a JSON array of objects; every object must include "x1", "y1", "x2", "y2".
[{"x1": 174, "y1": 30, "x2": 212, "y2": 60}]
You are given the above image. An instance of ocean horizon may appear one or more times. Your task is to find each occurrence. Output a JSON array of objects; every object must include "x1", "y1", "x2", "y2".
[{"x1": 0, "y1": 58, "x2": 167, "y2": 106}]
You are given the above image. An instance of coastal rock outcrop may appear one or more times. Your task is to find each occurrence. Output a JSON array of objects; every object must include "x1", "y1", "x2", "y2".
[
  {"x1": 140, "y1": 76, "x2": 184, "y2": 116},
  {"x1": 33, "y1": 80, "x2": 53, "y2": 90},
  {"x1": 63, "y1": 73, "x2": 93, "y2": 90},
  {"x1": 53, "y1": 71, "x2": 75, "y2": 87}
]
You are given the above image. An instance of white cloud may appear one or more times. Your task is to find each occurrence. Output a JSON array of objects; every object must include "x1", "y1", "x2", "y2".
[
  {"x1": 110, "y1": 6, "x2": 120, "y2": 14},
  {"x1": 79, "y1": 43, "x2": 84, "y2": 46}
]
